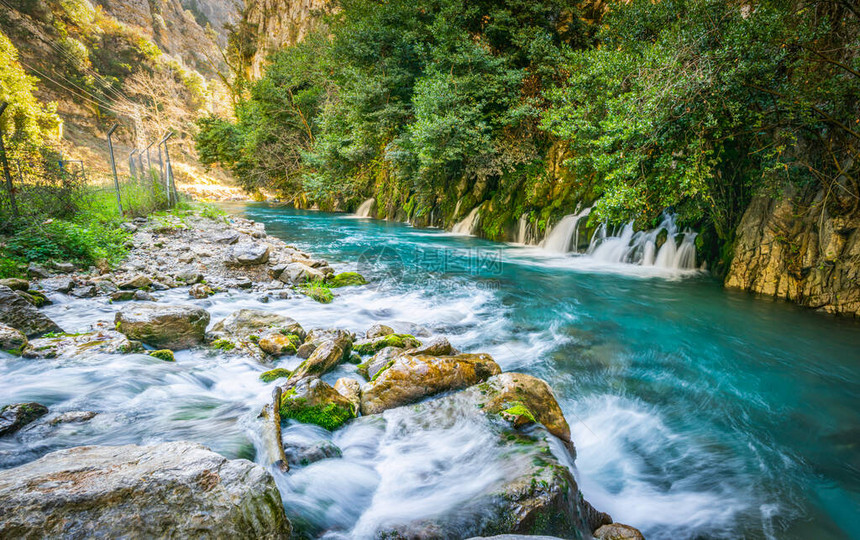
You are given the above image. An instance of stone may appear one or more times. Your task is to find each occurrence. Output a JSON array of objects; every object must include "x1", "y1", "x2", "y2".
[
  {"x1": 120, "y1": 222, "x2": 138, "y2": 233},
  {"x1": 148, "y1": 349, "x2": 175, "y2": 362},
  {"x1": 23, "y1": 326, "x2": 142, "y2": 359},
  {"x1": 353, "y1": 333, "x2": 421, "y2": 356},
  {"x1": 360, "y1": 353, "x2": 502, "y2": 415},
  {"x1": 236, "y1": 277, "x2": 253, "y2": 289},
  {"x1": 0, "y1": 442, "x2": 292, "y2": 538},
  {"x1": 115, "y1": 303, "x2": 209, "y2": 350},
  {"x1": 594, "y1": 523, "x2": 646, "y2": 540},
  {"x1": 0, "y1": 323, "x2": 27, "y2": 352},
  {"x1": 357, "y1": 346, "x2": 403, "y2": 381},
  {"x1": 0, "y1": 285, "x2": 62, "y2": 337},
  {"x1": 282, "y1": 439, "x2": 342, "y2": 468},
  {"x1": 364, "y1": 385, "x2": 610, "y2": 539},
  {"x1": 303, "y1": 328, "x2": 353, "y2": 359},
  {"x1": 278, "y1": 262, "x2": 325, "y2": 284},
  {"x1": 215, "y1": 232, "x2": 241, "y2": 244},
  {"x1": 328, "y1": 271, "x2": 367, "y2": 287},
  {"x1": 26, "y1": 264, "x2": 50, "y2": 279},
  {"x1": 118, "y1": 274, "x2": 152, "y2": 290},
  {"x1": 69, "y1": 285, "x2": 97, "y2": 298},
  {"x1": 0, "y1": 278, "x2": 28, "y2": 291},
  {"x1": 0, "y1": 403, "x2": 48, "y2": 436},
  {"x1": 178, "y1": 253, "x2": 195, "y2": 264},
  {"x1": 279, "y1": 377, "x2": 356, "y2": 430},
  {"x1": 48, "y1": 411, "x2": 97, "y2": 426},
  {"x1": 366, "y1": 323, "x2": 394, "y2": 339},
  {"x1": 212, "y1": 309, "x2": 305, "y2": 341},
  {"x1": 189, "y1": 283, "x2": 213, "y2": 299},
  {"x1": 296, "y1": 342, "x2": 317, "y2": 358},
  {"x1": 133, "y1": 290, "x2": 155, "y2": 301},
  {"x1": 290, "y1": 340, "x2": 345, "y2": 382},
  {"x1": 268, "y1": 264, "x2": 287, "y2": 280},
  {"x1": 259, "y1": 368, "x2": 292, "y2": 383},
  {"x1": 257, "y1": 330, "x2": 301, "y2": 356},
  {"x1": 176, "y1": 270, "x2": 202, "y2": 284},
  {"x1": 39, "y1": 277, "x2": 75, "y2": 293},
  {"x1": 334, "y1": 377, "x2": 361, "y2": 411},
  {"x1": 109, "y1": 291, "x2": 136, "y2": 302},
  {"x1": 52, "y1": 262, "x2": 75, "y2": 273},
  {"x1": 230, "y1": 243, "x2": 270, "y2": 266},
  {"x1": 14, "y1": 290, "x2": 50, "y2": 307},
  {"x1": 407, "y1": 335, "x2": 457, "y2": 356}
]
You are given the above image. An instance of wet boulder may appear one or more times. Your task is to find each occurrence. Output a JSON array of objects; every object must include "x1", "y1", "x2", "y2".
[
  {"x1": 118, "y1": 274, "x2": 152, "y2": 290},
  {"x1": 298, "y1": 328, "x2": 353, "y2": 359},
  {"x1": 353, "y1": 333, "x2": 421, "y2": 356},
  {"x1": 360, "y1": 383, "x2": 609, "y2": 539},
  {"x1": 279, "y1": 377, "x2": 356, "y2": 431},
  {"x1": 26, "y1": 264, "x2": 50, "y2": 279},
  {"x1": 0, "y1": 285, "x2": 62, "y2": 337},
  {"x1": 594, "y1": 523, "x2": 646, "y2": 539},
  {"x1": 0, "y1": 278, "x2": 29, "y2": 291},
  {"x1": 115, "y1": 303, "x2": 209, "y2": 350},
  {"x1": 257, "y1": 330, "x2": 302, "y2": 357},
  {"x1": 23, "y1": 325, "x2": 143, "y2": 359},
  {"x1": 0, "y1": 442, "x2": 292, "y2": 538},
  {"x1": 0, "y1": 323, "x2": 27, "y2": 352},
  {"x1": 0, "y1": 402, "x2": 48, "y2": 436},
  {"x1": 360, "y1": 352, "x2": 502, "y2": 415},
  {"x1": 289, "y1": 340, "x2": 346, "y2": 382},
  {"x1": 212, "y1": 309, "x2": 305, "y2": 341},
  {"x1": 189, "y1": 283, "x2": 214, "y2": 299},
  {"x1": 39, "y1": 277, "x2": 75, "y2": 294},
  {"x1": 365, "y1": 323, "x2": 394, "y2": 339},
  {"x1": 334, "y1": 377, "x2": 361, "y2": 412},
  {"x1": 278, "y1": 262, "x2": 326, "y2": 284},
  {"x1": 357, "y1": 346, "x2": 403, "y2": 381},
  {"x1": 407, "y1": 335, "x2": 457, "y2": 356}
]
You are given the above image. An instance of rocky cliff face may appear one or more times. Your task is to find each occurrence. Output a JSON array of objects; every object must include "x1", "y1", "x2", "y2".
[
  {"x1": 725, "y1": 183, "x2": 860, "y2": 317},
  {"x1": 242, "y1": 0, "x2": 329, "y2": 79}
]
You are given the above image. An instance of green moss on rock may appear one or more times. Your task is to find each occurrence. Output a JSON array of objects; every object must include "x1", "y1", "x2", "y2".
[
  {"x1": 149, "y1": 349, "x2": 175, "y2": 362},
  {"x1": 259, "y1": 368, "x2": 292, "y2": 383},
  {"x1": 211, "y1": 338, "x2": 236, "y2": 351},
  {"x1": 353, "y1": 334, "x2": 420, "y2": 355},
  {"x1": 328, "y1": 272, "x2": 368, "y2": 288}
]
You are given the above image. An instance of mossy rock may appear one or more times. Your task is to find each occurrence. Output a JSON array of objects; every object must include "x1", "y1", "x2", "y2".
[
  {"x1": 148, "y1": 349, "x2": 175, "y2": 362},
  {"x1": 278, "y1": 377, "x2": 356, "y2": 431},
  {"x1": 298, "y1": 282, "x2": 334, "y2": 303},
  {"x1": 328, "y1": 272, "x2": 368, "y2": 288},
  {"x1": 211, "y1": 338, "x2": 236, "y2": 351},
  {"x1": 259, "y1": 368, "x2": 292, "y2": 383},
  {"x1": 501, "y1": 401, "x2": 537, "y2": 428},
  {"x1": 353, "y1": 334, "x2": 420, "y2": 355}
]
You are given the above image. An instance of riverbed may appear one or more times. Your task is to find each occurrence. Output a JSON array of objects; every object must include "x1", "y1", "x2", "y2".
[{"x1": 2, "y1": 203, "x2": 858, "y2": 539}]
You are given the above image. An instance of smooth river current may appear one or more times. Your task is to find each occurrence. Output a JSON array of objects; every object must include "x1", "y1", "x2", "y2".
[{"x1": 1, "y1": 203, "x2": 858, "y2": 539}]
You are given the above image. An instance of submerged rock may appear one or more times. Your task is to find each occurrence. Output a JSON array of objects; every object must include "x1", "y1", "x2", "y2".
[
  {"x1": 360, "y1": 383, "x2": 608, "y2": 539},
  {"x1": 279, "y1": 377, "x2": 356, "y2": 431},
  {"x1": 23, "y1": 326, "x2": 143, "y2": 359},
  {"x1": 360, "y1": 352, "x2": 502, "y2": 415},
  {"x1": 0, "y1": 402, "x2": 48, "y2": 436},
  {"x1": 0, "y1": 285, "x2": 62, "y2": 337},
  {"x1": 115, "y1": 303, "x2": 209, "y2": 350},
  {"x1": 282, "y1": 439, "x2": 342, "y2": 468},
  {"x1": 48, "y1": 411, "x2": 98, "y2": 426},
  {"x1": 0, "y1": 442, "x2": 291, "y2": 538}
]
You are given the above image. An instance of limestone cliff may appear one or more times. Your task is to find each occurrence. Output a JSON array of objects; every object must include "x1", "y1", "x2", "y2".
[
  {"x1": 725, "y1": 183, "x2": 860, "y2": 317},
  {"x1": 241, "y1": 0, "x2": 330, "y2": 79}
]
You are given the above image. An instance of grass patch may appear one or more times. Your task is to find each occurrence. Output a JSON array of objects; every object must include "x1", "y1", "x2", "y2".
[{"x1": 297, "y1": 279, "x2": 334, "y2": 303}]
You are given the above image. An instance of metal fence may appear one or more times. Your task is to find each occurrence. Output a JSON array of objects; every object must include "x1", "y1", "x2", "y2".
[{"x1": 0, "y1": 101, "x2": 180, "y2": 224}]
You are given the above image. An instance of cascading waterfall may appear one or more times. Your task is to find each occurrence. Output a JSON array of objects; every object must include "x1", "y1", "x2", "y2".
[
  {"x1": 587, "y1": 214, "x2": 697, "y2": 270},
  {"x1": 451, "y1": 206, "x2": 481, "y2": 235},
  {"x1": 514, "y1": 215, "x2": 534, "y2": 245},
  {"x1": 542, "y1": 207, "x2": 591, "y2": 253},
  {"x1": 355, "y1": 198, "x2": 375, "y2": 218}
]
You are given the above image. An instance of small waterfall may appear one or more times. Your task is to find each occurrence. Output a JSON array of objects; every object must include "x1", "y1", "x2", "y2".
[
  {"x1": 587, "y1": 214, "x2": 698, "y2": 270},
  {"x1": 451, "y1": 206, "x2": 481, "y2": 235},
  {"x1": 542, "y1": 207, "x2": 591, "y2": 253},
  {"x1": 355, "y1": 198, "x2": 375, "y2": 218},
  {"x1": 515, "y1": 215, "x2": 531, "y2": 245}
]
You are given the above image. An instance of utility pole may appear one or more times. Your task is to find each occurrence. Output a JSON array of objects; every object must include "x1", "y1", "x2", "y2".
[
  {"x1": 0, "y1": 102, "x2": 19, "y2": 218},
  {"x1": 107, "y1": 123, "x2": 123, "y2": 215}
]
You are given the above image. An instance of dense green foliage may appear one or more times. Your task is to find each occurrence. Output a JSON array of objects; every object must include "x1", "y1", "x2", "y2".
[{"x1": 197, "y1": 0, "x2": 859, "y2": 261}]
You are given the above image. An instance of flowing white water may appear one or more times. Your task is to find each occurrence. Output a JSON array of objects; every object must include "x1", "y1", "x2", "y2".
[
  {"x1": 354, "y1": 198, "x2": 375, "y2": 218},
  {"x1": 542, "y1": 207, "x2": 592, "y2": 253},
  {"x1": 451, "y1": 206, "x2": 481, "y2": 235},
  {"x1": 514, "y1": 214, "x2": 531, "y2": 245},
  {"x1": 588, "y1": 214, "x2": 698, "y2": 270}
]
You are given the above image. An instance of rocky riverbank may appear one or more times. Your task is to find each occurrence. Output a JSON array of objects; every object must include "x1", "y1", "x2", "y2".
[{"x1": 0, "y1": 208, "x2": 643, "y2": 539}]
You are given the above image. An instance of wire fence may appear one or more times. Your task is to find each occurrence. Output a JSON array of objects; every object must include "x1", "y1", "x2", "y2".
[{"x1": 0, "y1": 103, "x2": 180, "y2": 227}]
